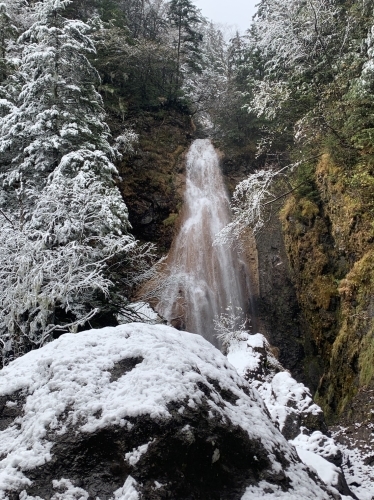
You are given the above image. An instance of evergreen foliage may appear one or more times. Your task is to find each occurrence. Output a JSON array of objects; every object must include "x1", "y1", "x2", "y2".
[
  {"x1": 0, "y1": 0, "x2": 155, "y2": 365},
  {"x1": 211, "y1": 0, "x2": 374, "y2": 214},
  {"x1": 168, "y1": 0, "x2": 203, "y2": 77},
  {"x1": 91, "y1": 0, "x2": 202, "y2": 116},
  {"x1": 0, "y1": 3, "x2": 16, "y2": 83}
]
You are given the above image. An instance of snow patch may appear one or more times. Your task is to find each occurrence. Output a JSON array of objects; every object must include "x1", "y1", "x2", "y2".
[
  {"x1": 296, "y1": 448, "x2": 341, "y2": 496},
  {"x1": 113, "y1": 476, "x2": 139, "y2": 500},
  {"x1": 125, "y1": 442, "x2": 152, "y2": 466}
]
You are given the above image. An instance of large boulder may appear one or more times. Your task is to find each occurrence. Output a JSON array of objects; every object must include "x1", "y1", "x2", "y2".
[{"x1": 0, "y1": 324, "x2": 334, "y2": 499}]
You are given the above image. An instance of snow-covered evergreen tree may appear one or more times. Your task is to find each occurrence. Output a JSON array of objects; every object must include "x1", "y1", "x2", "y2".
[
  {"x1": 0, "y1": 3, "x2": 15, "y2": 83},
  {"x1": 0, "y1": 0, "x2": 112, "y2": 206},
  {"x1": 182, "y1": 22, "x2": 228, "y2": 119},
  {"x1": 0, "y1": 0, "x2": 154, "y2": 365}
]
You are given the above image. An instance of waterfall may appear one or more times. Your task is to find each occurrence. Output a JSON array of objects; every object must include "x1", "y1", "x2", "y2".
[{"x1": 156, "y1": 139, "x2": 252, "y2": 347}]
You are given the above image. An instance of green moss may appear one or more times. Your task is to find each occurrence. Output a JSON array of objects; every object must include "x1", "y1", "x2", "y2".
[
  {"x1": 359, "y1": 331, "x2": 374, "y2": 386},
  {"x1": 310, "y1": 275, "x2": 338, "y2": 310},
  {"x1": 300, "y1": 199, "x2": 320, "y2": 220},
  {"x1": 116, "y1": 109, "x2": 192, "y2": 252},
  {"x1": 163, "y1": 213, "x2": 179, "y2": 227}
]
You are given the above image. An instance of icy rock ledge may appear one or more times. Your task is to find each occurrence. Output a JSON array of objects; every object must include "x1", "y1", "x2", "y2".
[{"x1": 0, "y1": 324, "x2": 334, "y2": 499}]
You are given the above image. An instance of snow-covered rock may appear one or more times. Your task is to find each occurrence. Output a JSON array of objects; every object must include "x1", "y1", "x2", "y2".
[
  {"x1": 295, "y1": 448, "x2": 348, "y2": 499},
  {"x1": 0, "y1": 324, "x2": 334, "y2": 499},
  {"x1": 227, "y1": 333, "x2": 327, "y2": 439},
  {"x1": 227, "y1": 332, "x2": 357, "y2": 499},
  {"x1": 292, "y1": 430, "x2": 342, "y2": 466}
]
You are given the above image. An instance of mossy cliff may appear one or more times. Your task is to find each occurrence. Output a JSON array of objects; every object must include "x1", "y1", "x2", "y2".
[
  {"x1": 117, "y1": 109, "x2": 194, "y2": 253},
  {"x1": 280, "y1": 154, "x2": 374, "y2": 419}
]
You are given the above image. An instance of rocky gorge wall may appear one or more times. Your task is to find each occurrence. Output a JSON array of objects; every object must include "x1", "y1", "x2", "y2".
[
  {"x1": 221, "y1": 148, "x2": 374, "y2": 422},
  {"x1": 119, "y1": 119, "x2": 374, "y2": 422},
  {"x1": 281, "y1": 154, "x2": 374, "y2": 421},
  {"x1": 221, "y1": 149, "x2": 307, "y2": 386},
  {"x1": 117, "y1": 109, "x2": 194, "y2": 253}
]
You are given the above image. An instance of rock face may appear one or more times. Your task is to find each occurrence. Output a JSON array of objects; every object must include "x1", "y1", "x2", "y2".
[
  {"x1": 280, "y1": 154, "x2": 374, "y2": 417},
  {"x1": 0, "y1": 324, "x2": 334, "y2": 500},
  {"x1": 226, "y1": 332, "x2": 357, "y2": 499},
  {"x1": 219, "y1": 147, "x2": 306, "y2": 384},
  {"x1": 118, "y1": 111, "x2": 193, "y2": 252}
]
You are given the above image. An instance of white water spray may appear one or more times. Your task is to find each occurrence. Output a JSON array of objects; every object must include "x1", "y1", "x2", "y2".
[{"x1": 156, "y1": 139, "x2": 252, "y2": 346}]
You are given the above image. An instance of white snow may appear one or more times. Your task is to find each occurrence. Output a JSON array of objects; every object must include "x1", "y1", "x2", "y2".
[
  {"x1": 227, "y1": 333, "x2": 283, "y2": 380},
  {"x1": 20, "y1": 478, "x2": 90, "y2": 499},
  {"x1": 119, "y1": 302, "x2": 160, "y2": 324},
  {"x1": 125, "y1": 442, "x2": 152, "y2": 466},
  {"x1": 291, "y1": 430, "x2": 340, "y2": 463},
  {"x1": 227, "y1": 340, "x2": 261, "y2": 374},
  {"x1": 242, "y1": 479, "x2": 324, "y2": 500},
  {"x1": 296, "y1": 448, "x2": 341, "y2": 495},
  {"x1": 18, "y1": 476, "x2": 141, "y2": 500},
  {"x1": 113, "y1": 476, "x2": 139, "y2": 500},
  {"x1": 227, "y1": 334, "x2": 265, "y2": 376},
  {"x1": 332, "y1": 426, "x2": 374, "y2": 500},
  {"x1": 227, "y1": 333, "x2": 322, "y2": 434},
  {"x1": 0, "y1": 323, "x2": 331, "y2": 499},
  {"x1": 257, "y1": 371, "x2": 321, "y2": 432}
]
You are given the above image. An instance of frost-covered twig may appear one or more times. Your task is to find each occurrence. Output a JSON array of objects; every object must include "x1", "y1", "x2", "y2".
[
  {"x1": 214, "y1": 167, "x2": 283, "y2": 246},
  {"x1": 0, "y1": 208, "x2": 14, "y2": 227},
  {"x1": 214, "y1": 305, "x2": 250, "y2": 350},
  {"x1": 215, "y1": 154, "x2": 323, "y2": 246}
]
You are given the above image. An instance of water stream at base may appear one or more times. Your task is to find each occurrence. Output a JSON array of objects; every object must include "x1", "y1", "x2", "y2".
[{"x1": 156, "y1": 139, "x2": 253, "y2": 347}]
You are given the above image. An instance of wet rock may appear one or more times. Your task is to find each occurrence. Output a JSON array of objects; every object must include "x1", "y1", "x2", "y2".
[{"x1": 0, "y1": 390, "x2": 26, "y2": 433}]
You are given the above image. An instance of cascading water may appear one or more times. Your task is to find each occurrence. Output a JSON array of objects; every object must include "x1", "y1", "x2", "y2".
[{"x1": 156, "y1": 139, "x2": 253, "y2": 347}]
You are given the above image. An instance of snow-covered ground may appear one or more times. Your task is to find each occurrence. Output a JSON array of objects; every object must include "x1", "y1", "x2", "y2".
[
  {"x1": 332, "y1": 426, "x2": 374, "y2": 500},
  {"x1": 0, "y1": 323, "x2": 373, "y2": 499}
]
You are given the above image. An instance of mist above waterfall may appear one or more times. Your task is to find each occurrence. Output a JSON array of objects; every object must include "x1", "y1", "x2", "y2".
[{"x1": 156, "y1": 139, "x2": 252, "y2": 347}]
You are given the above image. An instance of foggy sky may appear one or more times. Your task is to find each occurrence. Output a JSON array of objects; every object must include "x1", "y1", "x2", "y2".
[{"x1": 193, "y1": 0, "x2": 259, "y2": 33}]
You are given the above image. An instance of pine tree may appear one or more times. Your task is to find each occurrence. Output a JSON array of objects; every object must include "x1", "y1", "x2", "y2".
[
  {"x1": 0, "y1": 3, "x2": 16, "y2": 83},
  {"x1": 0, "y1": 0, "x2": 112, "y2": 207},
  {"x1": 0, "y1": 0, "x2": 154, "y2": 365},
  {"x1": 168, "y1": 0, "x2": 203, "y2": 85}
]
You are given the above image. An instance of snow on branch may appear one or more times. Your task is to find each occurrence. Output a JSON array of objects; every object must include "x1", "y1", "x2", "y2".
[
  {"x1": 215, "y1": 153, "x2": 323, "y2": 246},
  {"x1": 214, "y1": 167, "x2": 285, "y2": 246},
  {"x1": 114, "y1": 129, "x2": 139, "y2": 157}
]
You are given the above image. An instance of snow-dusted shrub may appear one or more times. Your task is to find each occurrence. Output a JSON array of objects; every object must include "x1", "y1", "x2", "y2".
[{"x1": 213, "y1": 305, "x2": 249, "y2": 350}]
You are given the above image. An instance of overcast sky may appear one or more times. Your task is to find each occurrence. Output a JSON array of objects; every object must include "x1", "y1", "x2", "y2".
[{"x1": 193, "y1": 0, "x2": 259, "y2": 33}]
